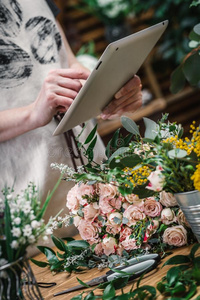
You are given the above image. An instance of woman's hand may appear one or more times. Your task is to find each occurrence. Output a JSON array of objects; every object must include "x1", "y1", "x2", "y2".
[
  {"x1": 101, "y1": 75, "x2": 142, "y2": 119},
  {"x1": 30, "y1": 68, "x2": 90, "y2": 127}
]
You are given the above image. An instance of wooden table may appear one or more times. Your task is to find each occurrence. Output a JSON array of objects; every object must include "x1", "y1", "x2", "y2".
[{"x1": 30, "y1": 244, "x2": 200, "y2": 299}]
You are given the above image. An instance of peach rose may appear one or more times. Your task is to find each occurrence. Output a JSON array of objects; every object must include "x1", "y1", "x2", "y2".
[
  {"x1": 99, "y1": 196, "x2": 122, "y2": 214},
  {"x1": 121, "y1": 236, "x2": 138, "y2": 251},
  {"x1": 159, "y1": 191, "x2": 177, "y2": 207},
  {"x1": 82, "y1": 203, "x2": 99, "y2": 221},
  {"x1": 125, "y1": 194, "x2": 140, "y2": 204},
  {"x1": 102, "y1": 236, "x2": 117, "y2": 256},
  {"x1": 123, "y1": 205, "x2": 145, "y2": 226},
  {"x1": 66, "y1": 185, "x2": 80, "y2": 213},
  {"x1": 106, "y1": 224, "x2": 121, "y2": 235},
  {"x1": 162, "y1": 225, "x2": 187, "y2": 247},
  {"x1": 119, "y1": 226, "x2": 132, "y2": 242},
  {"x1": 161, "y1": 208, "x2": 176, "y2": 225},
  {"x1": 94, "y1": 243, "x2": 103, "y2": 256},
  {"x1": 177, "y1": 209, "x2": 190, "y2": 227},
  {"x1": 78, "y1": 219, "x2": 98, "y2": 241},
  {"x1": 98, "y1": 183, "x2": 118, "y2": 198},
  {"x1": 143, "y1": 197, "x2": 162, "y2": 217},
  {"x1": 146, "y1": 220, "x2": 160, "y2": 238},
  {"x1": 76, "y1": 184, "x2": 95, "y2": 205}
]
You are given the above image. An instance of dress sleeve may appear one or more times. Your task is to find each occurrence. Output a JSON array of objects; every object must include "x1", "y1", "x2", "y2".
[{"x1": 45, "y1": 0, "x2": 60, "y2": 17}]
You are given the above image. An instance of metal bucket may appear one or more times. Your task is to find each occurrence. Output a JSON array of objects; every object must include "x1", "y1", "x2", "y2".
[
  {"x1": 175, "y1": 190, "x2": 200, "y2": 242},
  {"x1": 0, "y1": 255, "x2": 43, "y2": 300}
]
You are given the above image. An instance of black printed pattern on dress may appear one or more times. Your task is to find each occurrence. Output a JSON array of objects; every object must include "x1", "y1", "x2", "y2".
[
  {"x1": 25, "y1": 16, "x2": 62, "y2": 64},
  {"x1": 0, "y1": 0, "x2": 22, "y2": 37},
  {"x1": 0, "y1": 39, "x2": 33, "y2": 89}
]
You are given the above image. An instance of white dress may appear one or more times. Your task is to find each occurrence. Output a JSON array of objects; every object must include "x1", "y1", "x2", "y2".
[{"x1": 0, "y1": 0, "x2": 105, "y2": 248}]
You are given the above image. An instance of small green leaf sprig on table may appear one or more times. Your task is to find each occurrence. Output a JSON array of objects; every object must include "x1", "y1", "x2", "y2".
[{"x1": 70, "y1": 243, "x2": 200, "y2": 300}]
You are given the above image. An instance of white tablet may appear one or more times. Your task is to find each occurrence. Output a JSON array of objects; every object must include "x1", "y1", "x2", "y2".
[{"x1": 53, "y1": 20, "x2": 168, "y2": 135}]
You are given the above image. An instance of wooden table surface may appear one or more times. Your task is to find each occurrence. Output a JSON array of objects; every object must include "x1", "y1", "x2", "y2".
[{"x1": 30, "y1": 243, "x2": 200, "y2": 300}]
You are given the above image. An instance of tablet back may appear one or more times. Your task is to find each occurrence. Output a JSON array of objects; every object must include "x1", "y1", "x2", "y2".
[{"x1": 53, "y1": 20, "x2": 168, "y2": 135}]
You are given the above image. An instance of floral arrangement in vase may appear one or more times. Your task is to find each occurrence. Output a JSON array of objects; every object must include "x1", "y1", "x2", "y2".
[
  {"x1": 0, "y1": 180, "x2": 60, "y2": 299},
  {"x1": 52, "y1": 114, "x2": 200, "y2": 256}
]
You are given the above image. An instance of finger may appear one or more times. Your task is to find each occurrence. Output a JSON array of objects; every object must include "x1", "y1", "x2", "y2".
[
  {"x1": 55, "y1": 85, "x2": 78, "y2": 99},
  {"x1": 57, "y1": 78, "x2": 83, "y2": 92},
  {"x1": 115, "y1": 75, "x2": 142, "y2": 99},
  {"x1": 116, "y1": 98, "x2": 142, "y2": 115},
  {"x1": 102, "y1": 88, "x2": 141, "y2": 114},
  {"x1": 57, "y1": 68, "x2": 90, "y2": 80}
]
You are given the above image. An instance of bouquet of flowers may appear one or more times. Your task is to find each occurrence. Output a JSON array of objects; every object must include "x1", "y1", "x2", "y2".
[
  {"x1": 52, "y1": 114, "x2": 199, "y2": 256},
  {"x1": 77, "y1": 0, "x2": 135, "y2": 25}
]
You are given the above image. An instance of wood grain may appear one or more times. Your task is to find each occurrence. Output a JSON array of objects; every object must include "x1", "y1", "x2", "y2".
[{"x1": 31, "y1": 243, "x2": 200, "y2": 299}]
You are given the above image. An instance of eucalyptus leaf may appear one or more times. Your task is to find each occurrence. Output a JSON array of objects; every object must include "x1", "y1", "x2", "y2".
[
  {"x1": 189, "y1": 29, "x2": 200, "y2": 41},
  {"x1": 194, "y1": 23, "x2": 200, "y2": 35},
  {"x1": 168, "y1": 148, "x2": 188, "y2": 158},
  {"x1": 143, "y1": 117, "x2": 159, "y2": 140},
  {"x1": 183, "y1": 51, "x2": 200, "y2": 86},
  {"x1": 121, "y1": 116, "x2": 140, "y2": 136},
  {"x1": 107, "y1": 147, "x2": 129, "y2": 164},
  {"x1": 170, "y1": 65, "x2": 186, "y2": 94}
]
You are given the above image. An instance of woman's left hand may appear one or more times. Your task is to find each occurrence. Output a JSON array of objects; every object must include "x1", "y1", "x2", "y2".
[{"x1": 101, "y1": 75, "x2": 142, "y2": 119}]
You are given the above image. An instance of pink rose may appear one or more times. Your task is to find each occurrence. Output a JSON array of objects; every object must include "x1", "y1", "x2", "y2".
[
  {"x1": 119, "y1": 226, "x2": 132, "y2": 242},
  {"x1": 123, "y1": 205, "x2": 145, "y2": 226},
  {"x1": 159, "y1": 191, "x2": 177, "y2": 207},
  {"x1": 146, "y1": 166, "x2": 165, "y2": 192},
  {"x1": 177, "y1": 209, "x2": 190, "y2": 228},
  {"x1": 121, "y1": 236, "x2": 138, "y2": 251},
  {"x1": 94, "y1": 243, "x2": 103, "y2": 256},
  {"x1": 73, "y1": 215, "x2": 81, "y2": 227},
  {"x1": 66, "y1": 185, "x2": 80, "y2": 213},
  {"x1": 99, "y1": 196, "x2": 122, "y2": 214},
  {"x1": 161, "y1": 208, "x2": 176, "y2": 225},
  {"x1": 106, "y1": 224, "x2": 121, "y2": 235},
  {"x1": 162, "y1": 225, "x2": 187, "y2": 247},
  {"x1": 77, "y1": 184, "x2": 95, "y2": 205},
  {"x1": 107, "y1": 212, "x2": 122, "y2": 225},
  {"x1": 102, "y1": 236, "x2": 117, "y2": 256},
  {"x1": 82, "y1": 203, "x2": 99, "y2": 221},
  {"x1": 78, "y1": 219, "x2": 98, "y2": 241},
  {"x1": 125, "y1": 194, "x2": 140, "y2": 204},
  {"x1": 146, "y1": 220, "x2": 160, "y2": 238},
  {"x1": 98, "y1": 183, "x2": 118, "y2": 198},
  {"x1": 143, "y1": 197, "x2": 162, "y2": 217}
]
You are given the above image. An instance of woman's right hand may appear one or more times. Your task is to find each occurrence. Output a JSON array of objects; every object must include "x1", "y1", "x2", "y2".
[{"x1": 30, "y1": 68, "x2": 90, "y2": 128}]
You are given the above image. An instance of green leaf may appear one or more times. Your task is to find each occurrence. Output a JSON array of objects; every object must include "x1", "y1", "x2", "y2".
[
  {"x1": 107, "y1": 147, "x2": 129, "y2": 164},
  {"x1": 189, "y1": 243, "x2": 200, "y2": 259},
  {"x1": 4, "y1": 199, "x2": 13, "y2": 262},
  {"x1": 51, "y1": 235, "x2": 67, "y2": 252},
  {"x1": 120, "y1": 154, "x2": 142, "y2": 168},
  {"x1": 157, "y1": 282, "x2": 166, "y2": 293},
  {"x1": 37, "y1": 175, "x2": 62, "y2": 220},
  {"x1": 102, "y1": 283, "x2": 116, "y2": 299},
  {"x1": 170, "y1": 65, "x2": 186, "y2": 94},
  {"x1": 71, "y1": 295, "x2": 83, "y2": 300},
  {"x1": 121, "y1": 116, "x2": 140, "y2": 136},
  {"x1": 67, "y1": 240, "x2": 90, "y2": 250},
  {"x1": 166, "y1": 266, "x2": 181, "y2": 286},
  {"x1": 76, "y1": 277, "x2": 90, "y2": 288},
  {"x1": 37, "y1": 246, "x2": 59, "y2": 265},
  {"x1": 189, "y1": 29, "x2": 200, "y2": 42},
  {"x1": 30, "y1": 258, "x2": 49, "y2": 268},
  {"x1": 143, "y1": 117, "x2": 159, "y2": 140},
  {"x1": 163, "y1": 255, "x2": 191, "y2": 267},
  {"x1": 183, "y1": 51, "x2": 200, "y2": 86},
  {"x1": 86, "y1": 136, "x2": 97, "y2": 161},
  {"x1": 194, "y1": 23, "x2": 200, "y2": 36},
  {"x1": 168, "y1": 149, "x2": 187, "y2": 158},
  {"x1": 84, "y1": 124, "x2": 97, "y2": 144},
  {"x1": 84, "y1": 292, "x2": 96, "y2": 300},
  {"x1": 185, "y1": 282, "x2": 197, "y2": 300}
]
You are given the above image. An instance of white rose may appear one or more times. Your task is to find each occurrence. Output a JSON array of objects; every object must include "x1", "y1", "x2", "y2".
[
  {"x1": 159, "y1": 191, "x2": 177, "y2": 207},
  {"x1": 147, "y1": 166, "x2": 165, "y2": 192},
  {"x1": 102, "y1": 236, "x2": 117, "y2": 256},
  {"x1": 161, "y1": 208, "x2": 176, "y2": 225}
]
